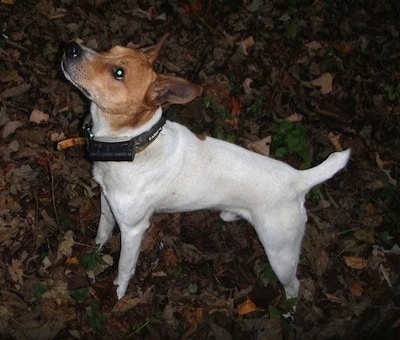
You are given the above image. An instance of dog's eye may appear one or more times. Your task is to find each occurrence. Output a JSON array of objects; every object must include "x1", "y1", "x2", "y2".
[{"x1": 113, "y1": 67, "x2": 125, "y2": 80}]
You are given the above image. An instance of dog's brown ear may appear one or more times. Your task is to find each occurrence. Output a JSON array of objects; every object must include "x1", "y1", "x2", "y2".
[
  {"x1": 146, "y1": 75, "x2": 202, "y2": 106},
  {"x1": 142, "y1": 34, "x2": 169, "y2": 64}
]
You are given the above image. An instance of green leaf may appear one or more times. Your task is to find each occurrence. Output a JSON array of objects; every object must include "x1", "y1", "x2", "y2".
[
  {"x1": 33, "y1": 282, "x2": 49, "y2": 300},
  {"x1": 80, "y1": 250, "x2": 106, "y2": 270},
  {"x1": 274, "y1": 147, "x2": 288, "y2": 158},
  {"x1": 87, "y1": 302, "x2": 106, "y2": 333},
  {"x1": 70, "y1": 288, "x2": 90, "y2": 302},
  {"x1": 188, "y1": 283, "x2": 198, "y2": 294},
  {"x1": 268, "y1": 305, "x2": 281, "y2": 318}
]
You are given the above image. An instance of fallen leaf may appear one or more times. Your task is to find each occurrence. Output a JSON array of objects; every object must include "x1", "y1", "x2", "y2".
[
  {"x1": 238, "y1": 36, "x2": 255, "y2": 56},
  {"x1": 56, "y1": 230, "x2": 75, "y2": 262},
  {"x1": 0, "y1": 83, "x2": 30, "y2": 99},
  {"x1": 337, "y1": 41, "x2": 353, "y2": 54},
  {"x1": 2, "y1": 120, "x2": 24, "y2": 139},
  {"x1": 248, "y1": 136, "x2": 271, "y2": 156},
  {"x1": 66, "y1": 257, "x2": 80, "y2": 265},
  {"x1": 376, "y1": 153, "x2": 397, "y2": 185},
  {"x1": 7, "y1": 259, "x2": 24, "y2": 289},
  {"x1": 112, "y1": 296, "x2": 141, "y2": 314},
  {"x1": 237, "y1": 297, "x2": 260, "y2": 316},
  {"x1": 30, "y1": 109, "x2": 49, "y2": 124},
  {"x1": 183, "y1": 304, "x2": 204, "y2": 337},
  {"x1": 226, "y1": 96, "x2": 241, "y2": 128},
  {"x1": 48, "y1": 8, "x2": 68, "y2": 19},
  {"x1": 343, "y1": 256, "x2": 367, "y2": 270},
  {"x1": 162, "y1": 247, "x2": 179, "y2": 273},
  {"x1": 348, "y1": 280, "x2": 363, "y2": 297},
  {"x1": 325, "y1": 293, "x2": 344, "y2": 304},
  {"x1": 209, "y1": 321, "x2": 233, "y2": 340},
  {"x1": 242, "y1": 78, "x2": 253, "y2": 94},
  {"x1": 310, "y1": 72, "x2": 334, "y2": 95},
  {"x1": 0, "y1": 70, "x2": 21, "y2": 82},
  {"x1": 306, "y1": 40, "x2": 323, "y2": 50},
  {"x1": 328, "y1": 132, "x2": 344, "y2": 151},
  {"x1": 285, "y1": 112, "x2": 303, "y2": 122}
]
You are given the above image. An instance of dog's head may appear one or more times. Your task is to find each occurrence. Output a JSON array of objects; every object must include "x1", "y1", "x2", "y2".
[{"x1": 61, "y1": 35, "x2": 202, "y2": 129}]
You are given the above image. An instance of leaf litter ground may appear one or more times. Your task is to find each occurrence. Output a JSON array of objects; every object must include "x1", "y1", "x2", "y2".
[{"x1": 0, "y1": 0, "x2": 399, "y2": 338}]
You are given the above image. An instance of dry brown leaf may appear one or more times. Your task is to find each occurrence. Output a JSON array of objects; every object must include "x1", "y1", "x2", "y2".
[
  {"x1": 285, "y1": 112, "x2": 303, "y2": 122},
  {"x1": 310, "y1": 72, "x2": 334, "y2": 95},
  {"x1": 7, "y1": 259, "x2": 24, "y2": 289},
  {"x1": 56, "y1": 230, "x2": 75, "y2": 262},
  {"x1": 325, "y1": 293, "x2": 344, "y2": 304},
  {"x1": 237, "y1": 297, "x2": 259, "y2": 316},
  {"x1": 376, "y1": 153, "x2": 397, "y2": 186},
  {"x1": 163, "y1": 247, "x2": 179, "y2": 272},
  {"x1": 183, "y1": 304, "x2": 204, "y2": 337},
  {"x1": 226, "y1": 96, "x2": 241, "y2": 128},
  {"x1": 0, "y1": 70, "x2": 21, "y2": 82},
  {"x1": 248, "y1": 136, "x2": 271, "y2": 156},
  {"x1": 66, "y1": 256, "x2": 79, "y2": 265},
  {"x1": 328, "y1": 132, "x2": 344, "y2": 151},
  {"x1": 242, "y1": 78, "x2": 253, "y2": 94},
  {"x1": 30, "y1": 109, "x2": 49, "y2": 124},
  {"x1": 0, "y1": 83, "x2": 30, "y2": 99},
  {"x1": 337, "y1": 41, "x2": 353, "y2": 54},
  {"x1": 343, "y1": 256, "x2": 367, "y2": 270},
  {"x1": 111, "y1": 296, "x2": 141, "y2": 314},
  {"x1": 48, "y1": 8, "x2": 68, "y2": 19},
  {"x1": 306, "y1": 40, "x2": 323, "y2": 50},
  {"x1": 354, "y1": 229, "x2": 375, "y2": 244},
  {"x1": 238, "y1": 36, "x2": 255, "y2": 56},
  {"x1": 348, "y1": 280, "x2": 363, "y2": 297},
  {"x1": 2, "y1": 120, "x2": 24, "y2": 139}
]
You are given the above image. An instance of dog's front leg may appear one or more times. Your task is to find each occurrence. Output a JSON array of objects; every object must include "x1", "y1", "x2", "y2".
[
  {"x1": 114, "y1": 218, "x2": 151, "y2": 299},
  {"x1": 95, "y1": 193, "x2": 116, "y2": 247}
]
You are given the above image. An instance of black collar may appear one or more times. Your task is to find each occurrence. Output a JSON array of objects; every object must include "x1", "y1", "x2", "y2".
[{"x1": 82, "y1": 115, "x2": 166, "y2": 162}]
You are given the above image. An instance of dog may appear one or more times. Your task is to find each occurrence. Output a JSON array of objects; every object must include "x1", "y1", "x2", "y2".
[{"x1": 61, "y1": 36, "x2": 350, "y2": 301}]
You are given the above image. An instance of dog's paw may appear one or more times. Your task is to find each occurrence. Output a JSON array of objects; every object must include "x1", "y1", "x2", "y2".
[
  {"x1": 94, "y1": 235, "x2": 108, "y2": 247},
  {"x1": 114, "y1": 279, "x2": 128, "y2": 300}
]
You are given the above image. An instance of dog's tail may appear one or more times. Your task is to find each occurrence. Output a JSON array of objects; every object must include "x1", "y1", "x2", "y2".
[{"x1": 299, "y1": 149, "x2": 351, "y2": 192}]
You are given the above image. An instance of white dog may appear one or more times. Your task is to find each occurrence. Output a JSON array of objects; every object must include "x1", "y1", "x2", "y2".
[{"x1": 61, "y1": 37, "x2": 350, "y2": 301}]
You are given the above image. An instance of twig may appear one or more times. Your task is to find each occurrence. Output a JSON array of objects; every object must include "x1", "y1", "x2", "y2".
[{"x1": 47, "y1": 153, "x2": 61, "y2": 230}]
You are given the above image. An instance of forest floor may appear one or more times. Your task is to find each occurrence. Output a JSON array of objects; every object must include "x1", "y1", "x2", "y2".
[{"x1": 0, "y1": 0, "x2": 399, "y2": 339}]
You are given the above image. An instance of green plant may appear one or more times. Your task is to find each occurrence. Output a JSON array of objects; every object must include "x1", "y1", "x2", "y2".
[
  {"x1": 80, "y1": 246, "x2": 106, "y2": 270},
  {"x1": 203, "y1": 96, "x2": 230, "y2": 120},
  {"x1": 324, "y1": 47, "x2": 338, "y2": 70},
  {"x1": 286, "y1": 22, "x2": 298, "y2": 40},
  {"x1": 384, "y1": 85, "x2": 400, "y2": 102},
  {"x1": 271, "y1": 121, "x2": 312, "y2": 169},
  {"x1": 33, "y1": 282, "x2": 49, "y2": 300},
  {"x1": 261, "y1": 264, "x2": 278, "y2": 285},
  {"x1": 127, "y1": 310, "x2": 162, "y2": 337},
  {"x1": 87, "y1": 302, "x2": 106, "y2": 333},
  {"x1": 245, "y1": 96, "x2": 264, "y2": 119},
  {"x1": 69, "y1": 288, "x2": 90, "y2": 302}
]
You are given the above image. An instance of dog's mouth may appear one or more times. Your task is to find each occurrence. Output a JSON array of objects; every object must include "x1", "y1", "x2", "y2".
[{"x1": 61, "y1": 58, "x2": 92, "y2": 99}]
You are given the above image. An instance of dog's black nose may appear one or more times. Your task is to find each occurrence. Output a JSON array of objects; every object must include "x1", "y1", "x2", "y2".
[{"x1": 66, "y1": 42, "x2": 81, "y2": 59}]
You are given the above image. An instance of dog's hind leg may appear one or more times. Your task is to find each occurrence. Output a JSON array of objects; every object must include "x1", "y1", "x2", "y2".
[
  {"x1": 252, "y1": 207, "x2": 306, "y2": 300},
  {"x1": 95, "y1": 193, "x2": 116, "y2": 247}
]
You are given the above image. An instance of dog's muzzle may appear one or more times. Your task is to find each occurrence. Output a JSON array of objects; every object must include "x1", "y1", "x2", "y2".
[{"x1": 62, "y1": 42, "x2": 92, "y2": 99}]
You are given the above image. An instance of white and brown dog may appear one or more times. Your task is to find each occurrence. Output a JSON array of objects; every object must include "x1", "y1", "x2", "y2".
[{"x1": 61, "y1": 36, "x2": 350, "y2": 301}]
